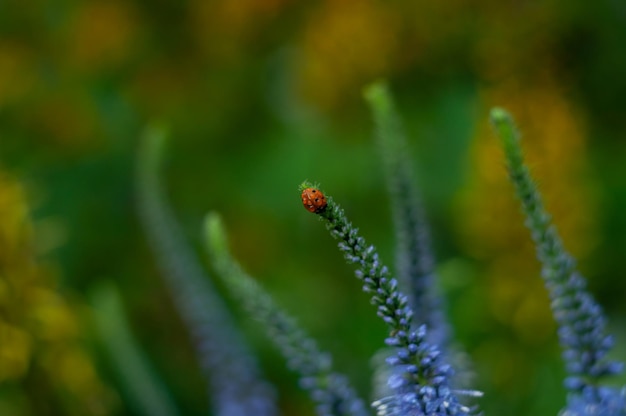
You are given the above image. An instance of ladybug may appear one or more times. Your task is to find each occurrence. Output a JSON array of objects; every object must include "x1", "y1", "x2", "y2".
[{"x1": 301, "y1": 187, "x2": 327, "y2": 213}]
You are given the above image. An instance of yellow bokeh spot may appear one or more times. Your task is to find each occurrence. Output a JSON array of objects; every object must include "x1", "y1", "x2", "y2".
[
  {"x1": 64, "y1": 1, "x2": 138, "y2": 72},
  {"x1": 30, "y1": 91, "x2": 102, "y2": 150},
  {"x1": 297, "y1": 0, "x2": 400, "y2": 110},
  {"x1": 0, "y1": 174, "x2": 31, "y2": 262},
  {"x1": 28, "y1": 287, "x2": 79, "y2": 341},
  {"x1": 0, "y1": 321, "x2": 32, "y2": 382},
  {"x1": 513, "y1": 292, "x2": 555, "y2": 345},
  {"x1": 190, "y1": 0, "x2": 289, "y2": 63},
  {"x1": 57, "y1": 348, "x2": 101, "y2": 394},
  {"x1": 0, "y1": 41, "x2": 37, "y2": 108}
]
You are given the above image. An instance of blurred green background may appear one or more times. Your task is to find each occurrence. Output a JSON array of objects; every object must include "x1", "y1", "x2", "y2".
[{"x1": 1, "y1": 0, "x2": 626, "y2": 415}]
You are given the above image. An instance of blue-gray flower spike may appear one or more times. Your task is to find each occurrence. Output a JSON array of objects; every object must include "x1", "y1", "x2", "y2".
[
  {"x1": 491, "y1": 107, "x2": 625, "y2": 416},
  {"x1": 300, "y1": 182, "x2": 482, "y2": 415},
  {"x1": 136, "y1": 126, "x2": 277, "y2": 416},
  {"x1": 363, "y1": 82, "x2": 448, "y2": 348},
  {"x1": 204, "y1": 212, "x2": 368, "y2": 416}
]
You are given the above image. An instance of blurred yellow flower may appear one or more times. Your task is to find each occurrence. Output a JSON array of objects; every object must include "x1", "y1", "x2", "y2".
[
  {"x1": 0, "y1": 321, "x2": 32, "y2": 382},
  {"x1": 0, "y1": 41, "x2": 37, "y2": 109},
  {"x1": 190, "y1": 0, "x2": 289, "y2": 63},
  {"x1": 0, "y1": 171, "x2": 115, "y2": 415},
  {"x1": 64, "y1": 1, "x2": 139, "y2": 73},
  {"x1": 296, "y1": 0, "x2": 400, "y2": 110}
]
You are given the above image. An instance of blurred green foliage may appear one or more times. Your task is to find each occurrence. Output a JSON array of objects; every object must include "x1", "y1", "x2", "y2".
[{"x1": 1, "y1": 0, "x2": 626, "y2": 415}]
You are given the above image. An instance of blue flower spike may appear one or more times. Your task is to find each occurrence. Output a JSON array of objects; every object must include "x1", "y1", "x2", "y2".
[
  {"x1": 300, "y1": 182, "x2": 482, "y2": 416},
  {"x1": 136, "y1": 125, "x2": 277, "y2": 416},
  {"x1": 204, "y1": 212, "x2": 368, "y2": 416},
  {"x1": 491, "y1": 107, "x2": 626, "y2": 416},
  {"x1": 363, "y1": 81, "x2": 450, "y2": 349}
]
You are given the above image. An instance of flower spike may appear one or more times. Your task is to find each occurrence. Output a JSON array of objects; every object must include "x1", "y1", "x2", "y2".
[
  {"x1": 491, "y1": 108, "x2": 625, "y2": 415},
  {"x1": 300, "y1": 181, "x2": 481, "y2": 415},
  {"x1": 204, "y1": 212, "x2": 368, "y2": 416},
  {"x1": 136, "y1": 125, "x2": 277, "y2": 416},
  {"x1": 363, "y1": 82, "x2": 448, "y2": 347}
]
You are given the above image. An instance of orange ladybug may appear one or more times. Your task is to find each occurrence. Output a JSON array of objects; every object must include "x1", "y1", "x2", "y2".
[{"x1": 301, "y1": 188, "x2": 327, "y2": 213}]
